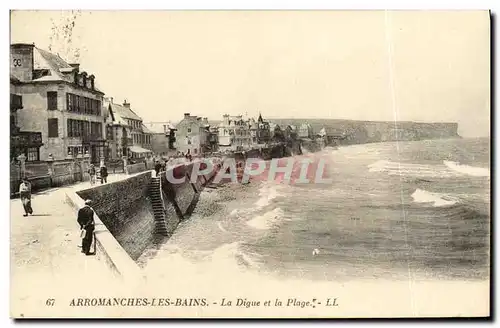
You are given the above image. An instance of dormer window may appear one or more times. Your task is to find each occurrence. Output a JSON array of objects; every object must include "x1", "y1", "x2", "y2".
[{"x1": 82, "y1": 72, "x2": 87, "y2": 87}]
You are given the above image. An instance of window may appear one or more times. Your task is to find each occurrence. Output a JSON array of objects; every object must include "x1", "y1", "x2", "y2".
[
  {"x1": 187, "y1": 128, "x2": 191, "y2": 133},
  {"x1": 79, "y1": 96, "x2": 84, "y2": 113},
  {"x1": 107, "y1": 126, "x2": 114, "y2": 140},
  {"x1": 27, "y1": 147, "x2": 39, "y2": 162},
  {"x1": 194, "y1": 148, "x2": 197, "y2": 154},
  {"x1": 67, "y1": 93, "x2": 73, "y2": 111},
  {"x1": 48, "y1": 118, "x2": 58, "y2": 137},
  {"x1": 90, "y1": 122, "x2": 102, "y2": 138},
  {"x1": 47, "y1": 91, "x2": 57, "y2": 110}
]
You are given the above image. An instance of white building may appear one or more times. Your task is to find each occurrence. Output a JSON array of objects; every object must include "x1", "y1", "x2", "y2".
[{"x1": 218, "y1": 114, "x2": 253, "y2": 150}]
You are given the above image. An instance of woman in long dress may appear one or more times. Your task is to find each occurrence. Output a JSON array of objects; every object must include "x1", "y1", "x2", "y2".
[{"x1": 19, "y1": 178, "x2": 33, "y2": 217}]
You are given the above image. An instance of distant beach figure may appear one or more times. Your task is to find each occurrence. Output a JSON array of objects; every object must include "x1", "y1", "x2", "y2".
[
  {"x1": 88, "y1": 164, "x2": 96, "y2": 185},
  {"x1": 312, "y1": 248, "x2": 320, "y2": 256},
  {"x1": 99, "y1": 164, "x2": 108, "y2": 184},
  {"x1": 77, "y1": 199, "x2": 96, "y2": 255},
  {"x1": 19, "y1": 178, "x2": 33, "y2": 217}
]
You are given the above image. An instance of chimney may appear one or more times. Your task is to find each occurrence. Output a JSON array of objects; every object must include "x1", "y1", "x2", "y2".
[
  {"x1": 163, "y1": 124, "x2": 167, "y2": 133},
  {"x1": 110, "y1": 97, "x2": 114, "y2": 104},
  {"x1": 10, "y1": 43, "x2": 35, "y2": 82},
  {"x1": 123, "y1": 99, "x2": 130, "y2": 108},
  {"x1": 184, "y1": 113, "x2": 190, "y2": 119}
]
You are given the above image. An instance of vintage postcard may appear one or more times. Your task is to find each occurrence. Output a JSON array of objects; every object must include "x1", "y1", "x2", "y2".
[{"x1": 9, "y1": 10, "x2": 490, "y2": 318}]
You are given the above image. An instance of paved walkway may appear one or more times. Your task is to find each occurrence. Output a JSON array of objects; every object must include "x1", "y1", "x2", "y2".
[{"x1": 10, "y1": 175, "x2": 131, "y2": 317}]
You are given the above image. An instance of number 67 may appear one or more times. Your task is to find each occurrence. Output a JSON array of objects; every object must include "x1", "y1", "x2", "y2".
[{"x1": 46, "y1": 299, "x2": 55, "y2": 306}]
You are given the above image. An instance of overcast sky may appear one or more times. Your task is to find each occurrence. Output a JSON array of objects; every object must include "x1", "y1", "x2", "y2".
[{"x1": 11, "y1": 10, "x2": 490, "y2": 137}]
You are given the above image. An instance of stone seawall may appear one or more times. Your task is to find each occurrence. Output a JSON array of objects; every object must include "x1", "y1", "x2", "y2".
[
  {"x1": 76, "y1": 172, "x2": 156, "y2": 261},
  {"x1": 71, "y1": 162, "x2": 217, "y2": 267}
]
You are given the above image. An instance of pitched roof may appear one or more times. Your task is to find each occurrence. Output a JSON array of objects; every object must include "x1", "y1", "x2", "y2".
[
  {"x1": 143, "y1": 122, "x2": 176, "y2": 134},
  {"x1": 141, "y1": 123, "x2": 154, "y2": 134},
  {"x1": 108, "y1": 102, "x2": 142, "y2": 121},
  {"x1": 31, "y1": 47, "x2": 103, "y2": 92}
]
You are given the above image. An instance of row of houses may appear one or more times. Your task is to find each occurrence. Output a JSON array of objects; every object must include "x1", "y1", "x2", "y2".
[
  {"x1": 10, "y1": 42, "x2": 329, "y2": 165},
  {"x1": 9, "y1": 43, "x2": 180, "y2": 164},
  {"x1": 172, "y1": 112, "x2": 319, "y2": 155}
]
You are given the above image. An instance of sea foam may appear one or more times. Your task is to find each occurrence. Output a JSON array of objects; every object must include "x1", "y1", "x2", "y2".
[
  {"x1": 411, "y1": 188, "x2": 458, "y2": 207},
  {"x1": 443, "y1": 161, "x2": 490, "y2": 177},
  {"x1": 368, "y1": 160, "x2": 458, "y2": 178},
  {"x1": 246, "y1": 208, "x2": 286, "y2": 230},
  {"x1": 255, "y1": 184, "x2": 281, "y2": 208}
]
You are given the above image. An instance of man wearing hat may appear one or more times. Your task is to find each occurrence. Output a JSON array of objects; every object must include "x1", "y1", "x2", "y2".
[{"x1": 77, "y1": 199, "x2": 95, "y2": 255}]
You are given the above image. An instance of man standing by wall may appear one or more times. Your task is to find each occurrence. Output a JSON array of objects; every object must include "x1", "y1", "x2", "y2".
[{"x1": 77, "y1": 199, "x2": 95, "y2": 255}]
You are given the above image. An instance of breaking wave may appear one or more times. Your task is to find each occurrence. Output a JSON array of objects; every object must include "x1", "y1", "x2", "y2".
[
  {"x1": 210, "y1": 242, "x2": 262, "y2": 271},
  {"x1": 443, "y1": 161, "x2": 490, "y2": 177},
  {"x1": 411, "y1": 189, "x2": 458, "y2": 207},
  {"x1": 255, "y1": 183, "x2": 282, "y2": 208},
  {"x1": 246, "y1": 208, "x2": 287, "y2": 230}
]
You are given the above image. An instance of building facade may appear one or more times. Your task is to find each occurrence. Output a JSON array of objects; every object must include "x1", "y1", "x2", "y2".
[
  {"x1": 174, "y1": 113, "x2": 209, "y2": 156},
  {"x1": 298, "y1": 123, "x2": 314, "y2": 139},
  {"x1": 10, "y1": 75, "x2": 43, "y2": 162},
  {"x1": 256, "y1": 113, "x2": 271, "y2": 144},
  {"x1": 218, "y1": 114, "x2": 253, "y2": 150},
  {"x1": 104, "y1": 98, "x2": 152, "y2": 160},
  {"x1": 10, "y1": 43, "x2": 106, "y2": 163},
  {"x1": 143, "y1": 121, "x2": 177, "y2": 156}
]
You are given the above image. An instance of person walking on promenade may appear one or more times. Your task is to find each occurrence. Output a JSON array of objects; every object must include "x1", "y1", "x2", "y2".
[
  {"x1": 77, "y1": 199, "x2": 96, "y2": 255},
  {"x1": 19, "y1": 178, "x2": 33, "y2": 217},
  {"x1": 154, "y1": 161, "x2": 162, "y2": 177},
  {"x1": 88, "y1": 164, "x2": 96, "y2": 185},
  {"x1": 99, "y1": 164, "x2": 108, "y2": 184}
]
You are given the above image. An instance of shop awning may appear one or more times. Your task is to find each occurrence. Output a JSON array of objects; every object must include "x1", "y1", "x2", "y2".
[{"x1": 129, "y1": 145, "x2": 153, "y2": 154}]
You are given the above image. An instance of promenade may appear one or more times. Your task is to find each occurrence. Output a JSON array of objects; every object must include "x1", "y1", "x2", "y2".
[{"x1": 10, "y1": 174, "x2": 130, "y2": 317}]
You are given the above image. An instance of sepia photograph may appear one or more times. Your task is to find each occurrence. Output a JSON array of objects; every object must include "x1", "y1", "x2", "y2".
[{"x1": 9, "y1": 9, "x2": 490, "y2": 318}]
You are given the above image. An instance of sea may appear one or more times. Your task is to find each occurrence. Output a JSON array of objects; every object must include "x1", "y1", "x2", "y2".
[{"x1": 139, "y1": 137, "x2": 490, "y2": 286}]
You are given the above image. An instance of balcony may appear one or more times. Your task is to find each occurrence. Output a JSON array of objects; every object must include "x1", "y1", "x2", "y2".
[
  {"x1": 82, "y1": 134, "x2": 105, "y2": 143},
  {"x1": 11, "y1": 131, "x2": 43, "y2": 148}
]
